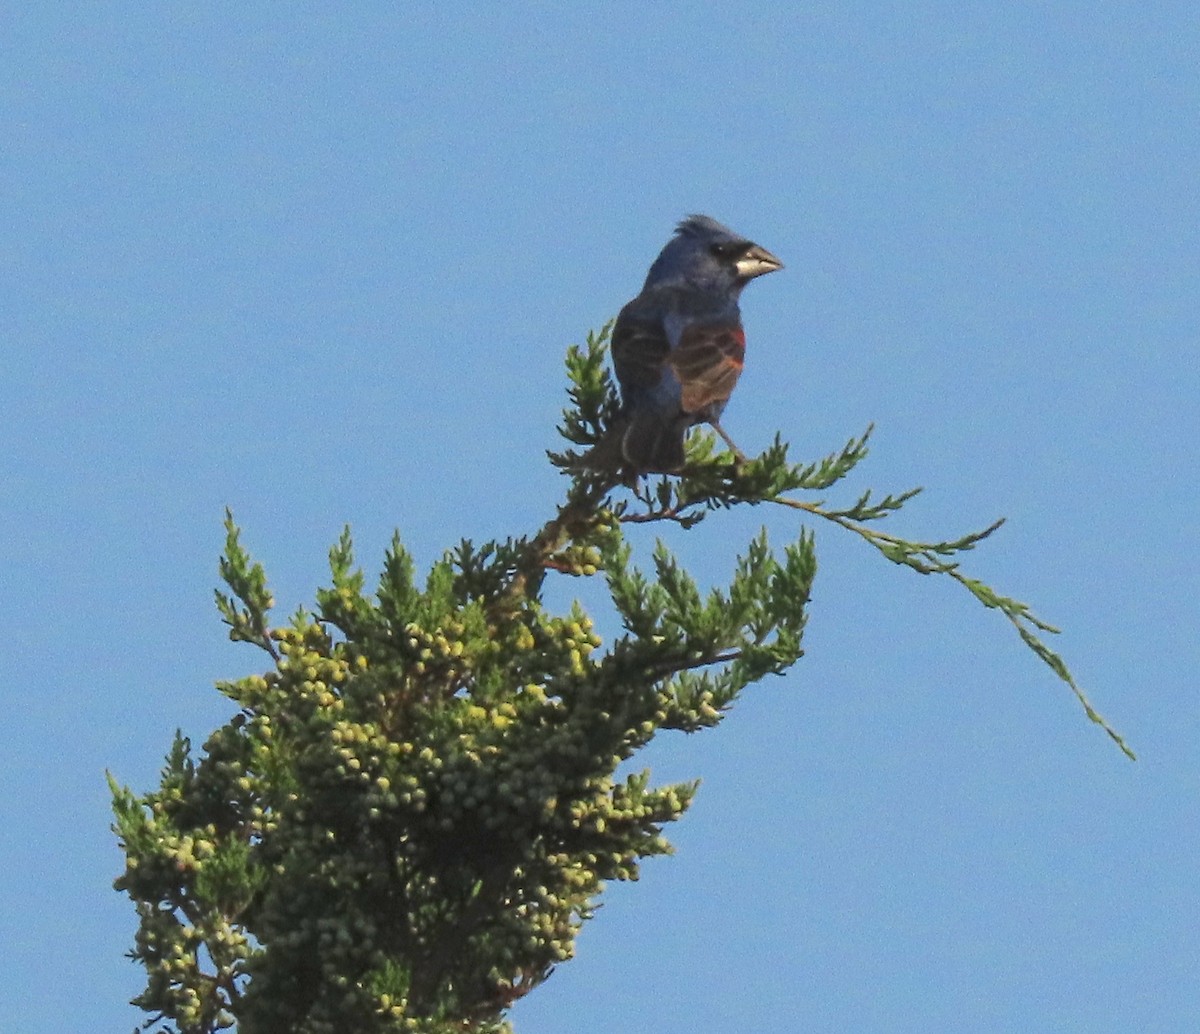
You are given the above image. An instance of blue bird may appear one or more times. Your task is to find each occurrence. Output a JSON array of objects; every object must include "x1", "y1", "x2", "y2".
[{"x1": 610, "y1": 215, "x2": 783, "y2": 473}]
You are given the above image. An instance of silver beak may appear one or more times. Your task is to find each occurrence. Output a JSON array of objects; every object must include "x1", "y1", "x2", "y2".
[{"x1": 735, "y1": 244, "x2": 784, "y2": 280}]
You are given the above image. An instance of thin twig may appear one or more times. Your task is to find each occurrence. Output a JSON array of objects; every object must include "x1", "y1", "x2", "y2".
[{"x1": 764, "y1": 493, "x2": 1136, "y2": 760}]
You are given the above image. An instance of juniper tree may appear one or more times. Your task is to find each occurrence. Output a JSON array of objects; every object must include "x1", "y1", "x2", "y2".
[{"x1": 110, "y1": 325, "x2": 1130, "y2": 1034}]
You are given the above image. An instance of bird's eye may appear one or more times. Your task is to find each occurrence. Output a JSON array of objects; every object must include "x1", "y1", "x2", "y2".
[{"x1": 709, "y1": 241, "x2": 742, "y2": 260}]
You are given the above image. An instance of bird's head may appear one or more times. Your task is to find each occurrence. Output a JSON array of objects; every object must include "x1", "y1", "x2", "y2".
[{"x1": 643, "y1": 214, "x2": 783, "y2": 296}]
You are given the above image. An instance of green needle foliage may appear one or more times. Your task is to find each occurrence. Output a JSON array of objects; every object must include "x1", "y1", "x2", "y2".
[{"x1": 111, "y1": 324, "x2": 1131, "y2": 1034}]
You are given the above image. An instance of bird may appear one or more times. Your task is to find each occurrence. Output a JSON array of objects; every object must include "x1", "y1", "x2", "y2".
[{"x1": 609, "y1": 215, "x2": 783, "y2": 474}]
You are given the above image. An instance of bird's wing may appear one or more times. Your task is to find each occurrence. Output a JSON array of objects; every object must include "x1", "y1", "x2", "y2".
[
  {"x1": 669, "y1": 320, "x2": 746, "y2": 414},
  {"x1": 611, "y1": 299, "x2": 671, "y2": 394}
]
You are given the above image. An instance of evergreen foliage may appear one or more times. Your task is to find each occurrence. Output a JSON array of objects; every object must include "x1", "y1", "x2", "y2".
[{"x1": 111, "y1": 325, "x2": 1130, "y2": 1034}]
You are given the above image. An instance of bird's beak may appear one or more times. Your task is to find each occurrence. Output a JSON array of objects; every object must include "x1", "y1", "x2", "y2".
[{"x1": 736, "y1": 244, "x2": 784, "y2": 280}]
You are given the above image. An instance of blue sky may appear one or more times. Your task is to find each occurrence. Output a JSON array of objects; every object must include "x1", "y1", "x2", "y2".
[{"x1": 2, "y1": 5, "x2": 1196, "y2": 1032}]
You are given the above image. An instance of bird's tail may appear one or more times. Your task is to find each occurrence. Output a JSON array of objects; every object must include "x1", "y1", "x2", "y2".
[
  {"x1": 577, "y1": 408, "x2": 687, "y2": 476},
  {"x1": 621, "y1": 406, "x2": 687, "y2": 474}
]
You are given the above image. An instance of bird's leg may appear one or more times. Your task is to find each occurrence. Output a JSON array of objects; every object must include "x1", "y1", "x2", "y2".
[{"x1": 709, "y1": 419, "x2": 748, "y2": 464}]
